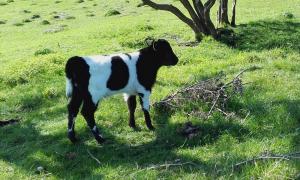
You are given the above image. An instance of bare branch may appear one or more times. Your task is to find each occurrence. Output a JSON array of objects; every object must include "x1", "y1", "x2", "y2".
[
  {"x1": 142, "y1": 0, "x2": 198, "y2": 32},
  {"x1": 204, "y1": 0, "x2": 216, "y2": 11},
  {"x1": 233, "y1": 152, "x2": 300, "y2": 170},
  {"x1": 179, "y1": 0, "x2": 200, "y2": 24},
  {"x1": 87, "y1": 149, "x2": 101, "y2": 165}
]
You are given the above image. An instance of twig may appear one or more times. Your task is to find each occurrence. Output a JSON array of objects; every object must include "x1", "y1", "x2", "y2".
[
  {"x1": 130, "y1": 161, "x2": 199, "y2": 176},
  {"x1": 87, "y1": 149, "x2": 101, "y2": 165},
  {"x1": 222, "y1": 67, "x2": 255, "y2": 88},
  {"x1": 207, "y1": 93, "x2": 220, "y2": 117},
  {"x1": 232, "y1": 152, "x2": 300, "y2": 170}
]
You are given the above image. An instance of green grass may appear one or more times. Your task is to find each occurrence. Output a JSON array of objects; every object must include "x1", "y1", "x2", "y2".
[{"x1": 0, "y1": 0, "x2": 299, "y2": 179}]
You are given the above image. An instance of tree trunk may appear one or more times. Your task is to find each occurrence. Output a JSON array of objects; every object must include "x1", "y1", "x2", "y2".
[
  {"x1": 217, "y1": 0, "x2": 229, "y2": 25},
  {"x1": 231, "y1": 0, "x2": 237, "y2": 26}
]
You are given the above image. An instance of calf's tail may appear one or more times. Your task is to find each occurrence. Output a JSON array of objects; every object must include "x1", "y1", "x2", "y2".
[{"x1": 65, "y1": 56, "x2": 78, "y2": 98}]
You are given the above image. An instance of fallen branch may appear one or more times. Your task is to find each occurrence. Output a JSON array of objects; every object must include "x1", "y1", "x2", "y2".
[
  {"x1": 87, "y1": 149, "x2": 101, "y2": 165},
  {"x1": 232, "y1": 152, "x2": 300, "y2": 170},
  {"x1": 154, "y1": 67, "x2": 258, "y2": 118},
  {"x1": 130, "y1": 161, "x2": 199, "y2": 177}
]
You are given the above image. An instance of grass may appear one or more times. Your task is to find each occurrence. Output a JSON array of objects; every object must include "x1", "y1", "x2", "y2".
[{"x1": 0, "y1": 0, "x2": 299, "y2": 179}]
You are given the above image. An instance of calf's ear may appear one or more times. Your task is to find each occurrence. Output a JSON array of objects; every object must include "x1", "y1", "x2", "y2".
[{"x1": 145, "y1": 37, "x2": 155, "y2": 46}]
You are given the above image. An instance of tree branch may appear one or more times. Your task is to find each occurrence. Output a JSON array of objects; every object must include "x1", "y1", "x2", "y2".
[
  {"x1": 179, "y1": 0, "x2": 200, "y2": 24},
  {"x1": 192, "y1": 0, "x2": 204, "y2": 17},
  {"x1": 142, "y1": 0, "x2": 198, "y2": 32},
  {"x1": 204, "y1": 0, "x2": 216, "y2": 11}
]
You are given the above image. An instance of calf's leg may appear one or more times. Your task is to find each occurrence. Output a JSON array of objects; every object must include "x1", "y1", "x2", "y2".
[
  {"x1": 126, "y1": 95, "x2": 137, "y2": 128},
  {"x1": 67, "y1": 88, "x2": 82, "y2": 143},
  {"x1": 138, "y1": 93, "x2": 155, "y2": 130},
  {"x1": 81, "y1": 96, "x2": 105, "y2": 144}
]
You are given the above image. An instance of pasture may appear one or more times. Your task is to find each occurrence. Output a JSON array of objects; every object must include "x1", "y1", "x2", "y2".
[{"x1": 0, "y1": 0, "x2": 299, "y2": 179}]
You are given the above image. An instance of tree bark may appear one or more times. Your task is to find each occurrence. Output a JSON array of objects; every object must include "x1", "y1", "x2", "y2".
[
  {"x1": 231, "y1": 0, "x2": 237, "y2": 26},
  {"x1": 217, "y1": 0, "x2": 229, "y2": 25}
]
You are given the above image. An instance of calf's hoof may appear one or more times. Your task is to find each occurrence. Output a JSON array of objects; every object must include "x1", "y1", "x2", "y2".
[
  {"x1": 68, "y1": 132, "x2": 78, "y2": 143},
  {"x1": 95, "y1": 136, "x2": 106, "y2": 144},
  {"x1": 147, "y1": 125, "x2": 155, "y2": 131}
]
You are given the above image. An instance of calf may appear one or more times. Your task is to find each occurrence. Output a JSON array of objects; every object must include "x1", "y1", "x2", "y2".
[{"x1": 65, "y1": 39, "x2": 179, "y2": 144}]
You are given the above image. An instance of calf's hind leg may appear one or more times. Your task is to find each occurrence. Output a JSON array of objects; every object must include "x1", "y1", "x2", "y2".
[
  {"x1": 81, "y1": 96, "x2": 105, "y2": 144},
  {"x1": 67, "y1": 88, "x2": 82, "y2": 143}
]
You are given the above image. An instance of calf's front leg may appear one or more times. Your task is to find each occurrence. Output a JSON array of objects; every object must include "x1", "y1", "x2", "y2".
[
  {"x1": 126, "y1": 95, "x2": 137, "y2": 129},
  {"x1": 138, "y1": 93, "x2": 155, "y2": 130}
]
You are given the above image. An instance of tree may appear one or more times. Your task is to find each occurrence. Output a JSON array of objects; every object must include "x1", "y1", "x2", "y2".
[
  {"x1": 231, "y1": 0, "x2": 237, "y2": 26},
  {"x1": 141, "y1": 0, "x2": 218, "y2": 41},
  {"x1": 217, "y1": 0, "x2": 229, "y2": 25}
]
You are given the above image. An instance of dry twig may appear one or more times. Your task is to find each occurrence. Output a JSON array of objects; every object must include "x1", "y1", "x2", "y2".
[
  {"x1": 87, "y1": 149, "x2": 101, "y2": 165},
  {"x1": 232, "y1": 151, "x2": 300, "y2": 170}
]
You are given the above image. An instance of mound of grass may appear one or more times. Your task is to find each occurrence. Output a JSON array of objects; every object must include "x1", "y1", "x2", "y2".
[
  {"x1": 0, "y1": 20, "x2": 7, "y2": 24},
  {"x1": 7, "y1": 0, "x2": 13, "y2": 3},
  {"x1": 23, "y1": 9, "x2": 31, "y2": 13},
  {"x1": 54, "y1": 0, "x2": 61, "y2": 3},
  {"x1": 105, "y1": 9, "x2": 121, "y2": 16},
  {"x1": 76, "y1": 0, "x2": 84, "y2": 3},
  {"x1": 44, "y1": 25, "x2": 66, "y2": 33},
  {"x1": 86, "y1": 13, "x2": 95, "y2": 17},
  {"x1": 31, "y1": 14, "x2": 40, "y2": 19},
  {"x1": 34, "y1": 48, "x2": 54, "y2": 56},
  {"x1": 13, "y1": 22, "x2": 24, "y2": 26},
  {"x1": 283, "y1": 12, "x2": 294, "y2": 19},
  {"x1": 40, "y1": 20, "x2": 50, "y2": 25},
  {"x1": 137, "y1": 24, "x2": 154, "y2": 31},
  {"x1": 22, "y1": 19, "x2": 32, "y2": 23},
  {"x1": 0, "y1": 2, "x2": 7, "y2": 6}
]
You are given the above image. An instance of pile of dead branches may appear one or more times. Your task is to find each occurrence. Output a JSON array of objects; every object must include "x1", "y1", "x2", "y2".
[{"x1": 154, "y1": 66, "x2": 259, "y2": 118}]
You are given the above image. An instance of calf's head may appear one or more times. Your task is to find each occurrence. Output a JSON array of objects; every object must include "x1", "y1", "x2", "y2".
[{"x1": 147, "y1": 39, "x2": 179, "y2": 66}]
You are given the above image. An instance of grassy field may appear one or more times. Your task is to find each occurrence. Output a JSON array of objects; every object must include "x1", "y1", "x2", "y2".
[{"x1": 0, "y1": 0, "x2": 299, "y2": 179}]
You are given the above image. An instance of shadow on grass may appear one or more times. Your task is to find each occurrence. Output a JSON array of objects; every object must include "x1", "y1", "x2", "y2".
[
  {"x1": 0, "y1": 101, "x2": 250, "y2": 178},
  {"x1": 219, "y1": 19, "x2": 300, "y2": 51}
]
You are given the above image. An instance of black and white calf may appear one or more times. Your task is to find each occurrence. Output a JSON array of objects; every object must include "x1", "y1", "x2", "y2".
[{"x1": 65, "y1": 39, "x2": 178, "y2": 144}]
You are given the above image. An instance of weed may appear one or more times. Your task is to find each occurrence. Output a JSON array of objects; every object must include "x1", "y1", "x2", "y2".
[
  {"x1": 43, "y1": 87, "x2": 59, "y2": 99},
  {"x1": 34, "y1": 48, "x2": 53, "y2": 56}
]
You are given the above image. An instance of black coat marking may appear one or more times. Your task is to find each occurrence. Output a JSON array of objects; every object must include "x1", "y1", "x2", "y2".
[
  {"x1": 136, "y1": 48, "x2": 160, "y2": 91},
  {"x1": 107, "y1": 56, "x2": 129, "y2": 90}
]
